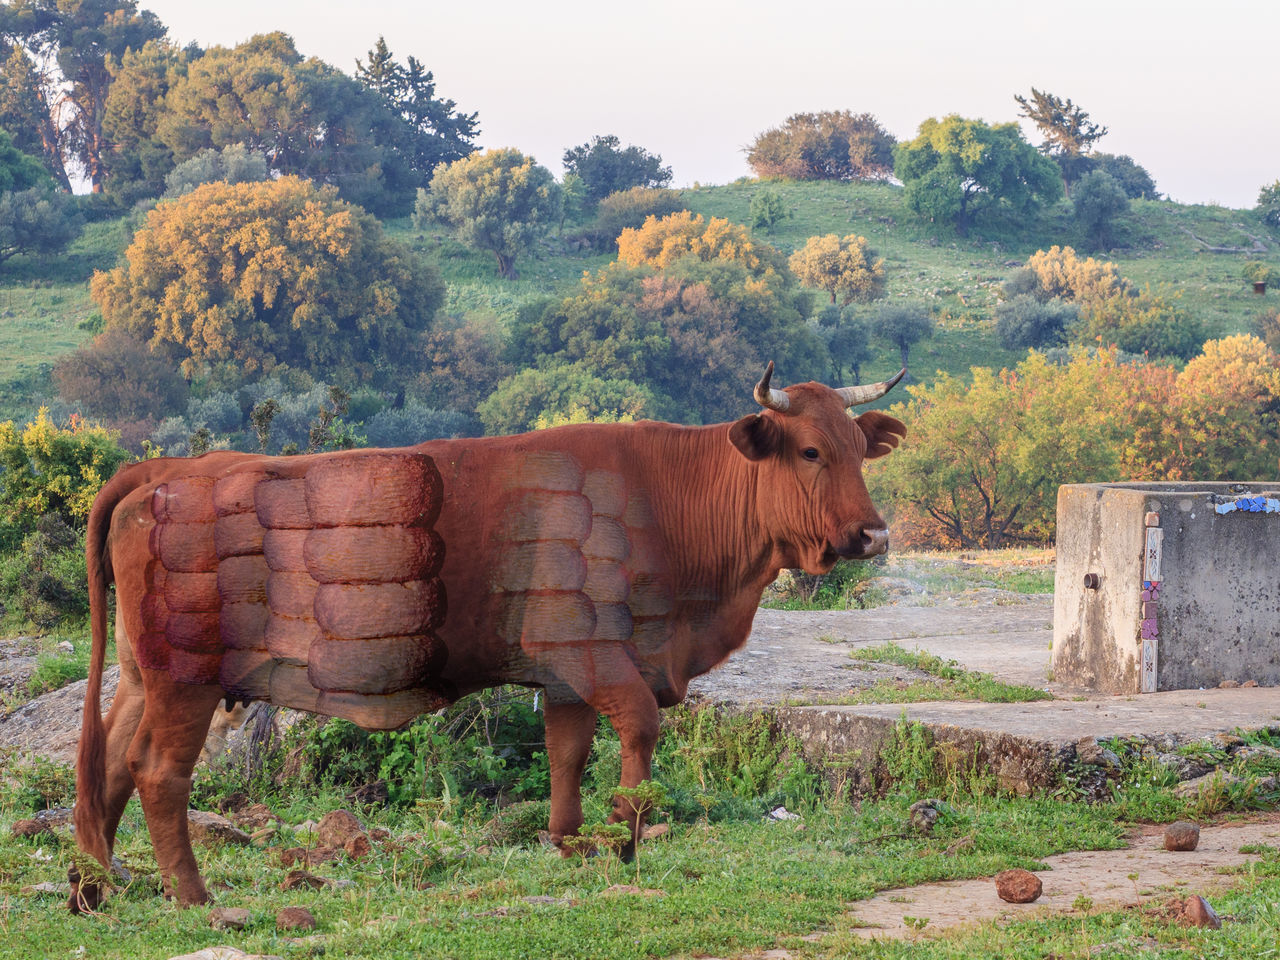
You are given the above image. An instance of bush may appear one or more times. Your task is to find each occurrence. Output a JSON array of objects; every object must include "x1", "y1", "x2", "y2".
[
  {"x1": 364, "y1": 400, "x2": 476, "y2": 446},
  {"x1": 1256, "y1": 180, "x2": 1280, "y2": 228},
  {"x1": 186, "y1": 391, "x2": 244, "y2": 435},
  {"x1": 747, "y1": 111, "x2": 895, "y2": 181},
  {"x1": 0, "y1": 515, "x2": 89, "y2": 629},
  {"x1": 995, "y1": 296, "x2": 1077, "y2": 350},
  {"x1": 0, "y1": 186, "x2": 83, "y2": 265},
  {"x1": 53, "y1": 326, "x2": 189, "y2": 424},
  {"x1": 583, "y1": 186, "x2": 686, "y2": 251},
  {"x1": 1072, "y1": 170, "x2": 1129, "y2": 251},
  {"x1": 0, "y1": 410, "x2": 129, "y2": 549},
  {"x1": 162, "y1": 143, "x2": 271, "y2": 198},
  {"x1": 749, "y1": 188, "x2": 786, "y2": 232},
  {"x1": 1089, "y1": 154, "x2": 1159, "y2": 200}
]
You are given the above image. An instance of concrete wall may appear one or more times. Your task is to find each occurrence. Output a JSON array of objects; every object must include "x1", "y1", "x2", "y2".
[{"x1": 1053, "y1": 482, "x2": 1280, "y2": 694}]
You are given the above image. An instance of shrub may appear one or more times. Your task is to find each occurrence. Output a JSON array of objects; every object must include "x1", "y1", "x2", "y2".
[
  {"x1": 585, "y1": 186, "x2": 686, "y2": 251},
  {"x1": 0, "y1": 410, "x2": 128, "y2": 549},
  {"x1": 364, "y1": 400, "x2": 476, "y2": 446},
  {"x1": 1014, "y1": 245, "x2": 1128, "y2": 304},
  {"x1": 748, "y1": 188, "x2": 786, "y2": 232},
  {"x1": 53, "y1": 326, "x2": 188, "y2": 424},
  {"x1": 995, "y1": 296, "x2": 1077, "y2": 350},
  {"x1": 1072, "y1": 170, "x2": 1129, "y2": 251},
  {"x1": 747, "y1": 111, "x2": 895, "y2": 181},
  {"x1": 1256, "y1": 180, "x2": 1280, "y2": 228},
  {"x1": 162, "y1": 143, "x2": 270, "y2": 198},
  {"x1": 0, "y1": 515, "x2": 89, "y2": 629},
  {"x1": 0, "y1": 186, "x2": 83, "y2": 265},
  {"x1": 788, "y1": 234, "x2": 886, "y2": 305}
]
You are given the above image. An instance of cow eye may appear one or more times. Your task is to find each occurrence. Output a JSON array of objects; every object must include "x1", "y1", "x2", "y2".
[{"x1": 802, "y1": 447, "x2": 821, "y2": 462}]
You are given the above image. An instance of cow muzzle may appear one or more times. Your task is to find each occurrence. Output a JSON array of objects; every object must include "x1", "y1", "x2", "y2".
[{"x1": 833, "y1": 524, "x2": 890, "y2": 560}]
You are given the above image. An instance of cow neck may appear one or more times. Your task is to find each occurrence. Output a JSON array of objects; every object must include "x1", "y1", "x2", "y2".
[{"x1": 626, "y1": 421, "x2": 779, "y2": 599}]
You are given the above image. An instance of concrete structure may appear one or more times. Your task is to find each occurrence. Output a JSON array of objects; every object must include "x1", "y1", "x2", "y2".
[{"x1": 1053, "y1": 482, "x2": 1280, "y2": 694}]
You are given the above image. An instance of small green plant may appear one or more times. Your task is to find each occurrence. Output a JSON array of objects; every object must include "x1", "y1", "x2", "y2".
[
  {"x1": 848, "y1": 641, "x2": 1052, "y2": 704},
  {"x1": 1242, "y1": 261, "x2": 1274, "y2": 285},
  {"x1": 880, "y1": 713, "x2": 938, "y2": 796},
  {"x1": 749, "y1": 188, "x2": 787, "y2": 232}
]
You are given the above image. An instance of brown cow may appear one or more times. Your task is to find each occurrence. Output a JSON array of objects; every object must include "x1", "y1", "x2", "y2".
[{"x1": 70, "y1": 364, "x2": 905, "y2": 911}]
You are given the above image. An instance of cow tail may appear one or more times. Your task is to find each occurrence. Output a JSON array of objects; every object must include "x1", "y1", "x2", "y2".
[{"x1": 74, "y1": 473, "x2": 125, "y2": 870}]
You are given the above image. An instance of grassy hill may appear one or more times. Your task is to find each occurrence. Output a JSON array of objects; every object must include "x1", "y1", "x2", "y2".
[{"x1": 1, "y1": 180, "x2": 1276, "y2": 425}]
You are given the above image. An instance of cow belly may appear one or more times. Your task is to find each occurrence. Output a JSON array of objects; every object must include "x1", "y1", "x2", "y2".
[{"x1": 135, "y1": 451, "x2": 452, "y2": 730}]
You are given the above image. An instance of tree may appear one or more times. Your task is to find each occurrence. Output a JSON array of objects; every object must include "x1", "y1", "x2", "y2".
[
  {"x1": 1014, "y1": 87, "x2": 1107, "y2": 193},
  {"x1": 1257, "y1": 180, "x2": 1280, "y2": 229},
  {"x1": 426, "y1": 148, "x2": 560, "y2": 278},
  {"x1": 0, "y1": 45, "x2": 68, "y2": 189},
  {"x1": 749, "y1": 188, "x2": 785, "y2": 232},
  {"x1": 156, "y1": 33, "x2": 416, "y2": 216},
  {"x1": 477, "y1": 360, "x2": 666, "y2": 435},
  {"x1": 162, "y1": 143, "x2": 270, "y2": 197},
  {"x1": 788, "y1": 234, "x2": 886, "y2": 305},
  {"x1": 817, "y1": 305, "x2": 872, "y2": 383},
  {"x1": 894, "y1": 116, "x2": 1062, "y2": 236},
  {"x1": 586, "y1": 185, "x2": 684, "y2": 251},
  {"x1": 353, "y1": 36, "x2": 479, "y2": 181},
  {"x1": 1072, "y1": 170, "x2": 1129, "y2": 251},
  {"x1": 1090, "y1": 154, "x2": 1158, "y2": 200},
  {"x1": 0, "y1": 183, "x2": 81, "y2": 263},
  {"x1": 872, "y1": 302, "x2": 934, "y2": 372},
  {"x1": 0, "y1": 124, "x2": 50, "y2": 192},
  {"x1": 100, "y1": 38, "x2": 188, "y2": 200},
  {"x1": 90, "y1": 177, "x2": 445, "y2": 386},
  {"x1": 616, "y1": 210, "x2": 788, "y2": 278},
  {"x1": 0, "y1": 408, "x2": 128, "y2": 544},
  {"x1": 1012, "y1": 245, "x2": 1128, "y2": 304},
  {"x1": 746, "y1": 111, "x2": 895, "y2": 181},
  {"x1": 53, "y1": 325, "x2": 187, "y2": 423},
  {"x1": 562, "y1": 134, "x2": 671, "y2": 203},
  {"x1": 995, "y1": 296, "x2": 1077, "y2": 350},
  {"x1": 0, "y1": 0, "x2": 166, "y2": 192}
]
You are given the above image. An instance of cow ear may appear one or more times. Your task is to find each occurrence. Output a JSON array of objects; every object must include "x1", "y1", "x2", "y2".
[
  {"x1": 855, "y1": 410, "x2": 907, "y2": 459},
  {"x1": 729, "y1": 414, "x2": 781, "y2": 462}
]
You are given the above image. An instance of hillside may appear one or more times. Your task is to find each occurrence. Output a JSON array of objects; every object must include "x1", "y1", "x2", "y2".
[{"x1": 0, "y1": 180, "x2": 1276, "y2": 425}]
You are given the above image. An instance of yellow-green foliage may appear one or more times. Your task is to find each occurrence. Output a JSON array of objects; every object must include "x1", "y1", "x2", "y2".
[
  {"x1": 0, "y1": 409, "x2": 128, "y2": 543},
  {"x1": 873, "y1": 340, "x2": 1280, "y2": 548},
  {"x1": 616, "y1": 210, "x2": 787, "y2": 280},
  {"x1": 788, "y1": 233, "x2": 886, "y2": 305},
  {"x1": 1022, "y1": 245, "x2": 1128, "y2": 304},
  {"x1": 90, "y1": 177, "x2": 443, "y2": 386}
]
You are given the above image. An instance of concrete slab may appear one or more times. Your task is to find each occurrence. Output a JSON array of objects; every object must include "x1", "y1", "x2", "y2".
[{"x1": 690, "y1": 597, "x2": 1280, "y2": 798}]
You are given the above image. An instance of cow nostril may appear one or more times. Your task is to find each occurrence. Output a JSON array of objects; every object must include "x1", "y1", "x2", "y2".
[{"x1": 861, "y1": 527, "x2": 889, "y2": 556}]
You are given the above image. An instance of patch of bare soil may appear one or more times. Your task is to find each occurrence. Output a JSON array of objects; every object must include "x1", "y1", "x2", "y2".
[{"x1": 841, "y1": 814, "x2": 1280, "y2": 941}]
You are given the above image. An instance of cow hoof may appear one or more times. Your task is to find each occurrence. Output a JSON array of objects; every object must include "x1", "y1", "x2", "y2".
[{"x1": 67, "y1": 865, "x2": 105, "y2": 915}]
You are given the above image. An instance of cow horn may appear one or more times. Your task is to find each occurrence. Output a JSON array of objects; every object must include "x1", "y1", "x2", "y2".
[
  {"x1": 836, "y1": 368, "x2": 907, "y2": 408},
  {"x1": 753, "y1": 361, "x2": 791, "y2": 412}
]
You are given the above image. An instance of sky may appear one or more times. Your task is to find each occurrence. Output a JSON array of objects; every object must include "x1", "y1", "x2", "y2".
[{"x1": 138, "y1": 0, "x2": 1278, "y2": 209}]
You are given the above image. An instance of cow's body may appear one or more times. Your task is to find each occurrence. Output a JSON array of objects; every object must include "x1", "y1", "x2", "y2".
[{"x1": 71, "y1": 369, "x2": 905, "y2": 911}]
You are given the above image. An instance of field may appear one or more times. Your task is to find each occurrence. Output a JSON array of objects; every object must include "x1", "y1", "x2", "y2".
[{"x1": 3, "y1": 180, "x2": 1273, "y2": 428}]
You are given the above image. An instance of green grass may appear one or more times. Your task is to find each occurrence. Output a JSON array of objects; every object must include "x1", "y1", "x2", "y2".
[{"x1": 840, "y1": 642, "x2": 1053, "y2": 705}]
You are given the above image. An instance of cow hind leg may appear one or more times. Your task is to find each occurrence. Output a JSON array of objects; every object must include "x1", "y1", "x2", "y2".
[
  {"x1": 70, "y1": 619, "x2": 148, "y2": 913},
  {"x1": 127, "y1": 672, "x2": 224, "y2": 906},
  {"x1": 543, "y1": 698, "x2": 597, "y2": 854}
]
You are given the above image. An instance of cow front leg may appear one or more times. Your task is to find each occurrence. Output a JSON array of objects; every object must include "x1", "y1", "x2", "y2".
[
  {"x1": 594, "y1": 678, "x2": 661, "y2": 862},
  {"x1": 127, "y1": 674, "x2": 223, "y2": 907},
  {"x1": 543, "y1": 698, "x2": 597, "y2": 854}
]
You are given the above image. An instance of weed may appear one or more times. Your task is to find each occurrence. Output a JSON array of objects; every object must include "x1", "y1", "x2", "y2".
[{"x1": 846, "y1": 641, "x2": 1052, "y2": 704}]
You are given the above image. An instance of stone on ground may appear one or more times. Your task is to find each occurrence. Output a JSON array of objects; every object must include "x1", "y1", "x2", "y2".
[
  {"x1": 1164, "y1": 821, "x2": 1201, "y2": 851},
  {"x1": 1180, "y1": 895, "x2": 1221, "y2": 929},
  {"x1": 275, "y1": 906, "x2": 316, "y2": 931},
  {"x1": 994, "y1": 868, "x2": 1043, "y2": 903}
]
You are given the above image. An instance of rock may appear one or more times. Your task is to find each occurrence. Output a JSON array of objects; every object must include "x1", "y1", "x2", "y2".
[
  {"x1": 1242, "y1": 680, "x2": 1258, "y2": 688},
  {"x1": 601, "y1": 884, "x2": 663, "y2": 897},
  {"x1": 1154, "y1": 753, "x2": 1214, "y2": 783},
  {"x1": 1235, "y1": 744, "x2": 1280, "y2": 763},
  {"x1": 0, "y1": 666, "x2": 120, "y2": 764},
  {"x1": 908, "y1": 799, "x2": 943, "y2": 834},
  {"x1": 1075, "y1": 737, "x2": 1122, "y2": 772},
  {"x1": 231, "y1": 803, "x2": 277, "y2": 830},
  {"x1": 11, "y1": 818, "x2": 52, "y2": 838},
  {"x1": 209, "y1": 907, "x2": 252, "y2": 930},
  {"x1": 344, "y1": 833, "x2": 371, "y2": 860},
  {"x1": 641, "y1": 822, "x2": 669, "y2": 840},
  {"x1": 1175, "y1": 771, "x2": 1242, "y2": 799},
  {"x1": 369, "y1": 827, "x2": 391, "y2": 842},
  {"x1": 1164, "y1": 821, "x2": 1201, "y2": 851},
  {"x1": 167, "y1": 949, "x2": 282, "y2": 960},
  {"x1": 187, "y1": 810, "x2": 251, "y2": 846},
  {"x1": 56, "y1": 640, "x2": 75, "y2": 654},
  {"x1": 280, "y1": 869, "x2": 329, "y2": 891},
  {"x1": 1180, "y1": 895, "x2": 1221, "y2": 929},
  {"x1": 279, "y1": 845, "x2": 342, "y2": 867},
  {"x1": 1218, "y1": 679, "x2": 1239, "y2": 689},
  {"x1": 316, "y1": 809, "x2": 365, "y2": 848},
  {"x1": 275, "y1": 906, "x2": 316, "y2": 931},
  {"x1": 995, "y1": 868, "x2": 1042, "y2": 903}
]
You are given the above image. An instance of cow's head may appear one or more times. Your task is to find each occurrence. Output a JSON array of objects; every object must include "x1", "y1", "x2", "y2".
[{"x1": 728, "y1": 362, "x2": 907, "y2": 575}]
